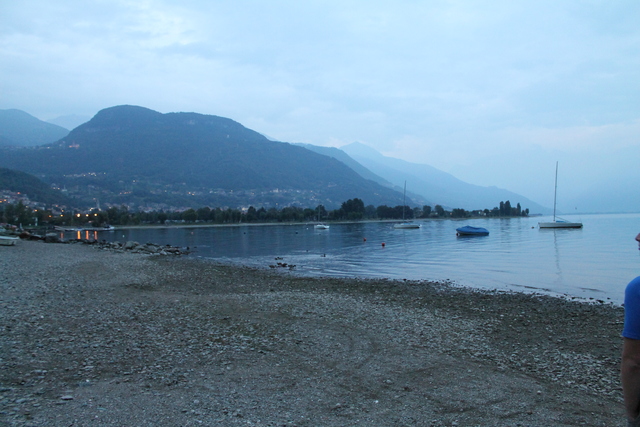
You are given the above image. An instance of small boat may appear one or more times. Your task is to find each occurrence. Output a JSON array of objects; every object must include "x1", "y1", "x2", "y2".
[
  {"x1": 456, "y1": 225, "x2": 489, "y2": 236},
  {"x1": 538, "y1": 162, "x2": 583, "y2": 229},
  {"x1": 314, "y1": 224, "x2": 330, "y2": 230},
  {"x1": 394, "y1": 181, "x2": 421, "y2": 229},
  {"x1": 0, "y1": 235, "x2": 19, "y2": 246},
  {"x1": 83, "y1": 225, "x2": 116, "y2": 231},
  {"x1": 55, "y1": 225, "x2": 115, "y2": 232},
  {"x1": 538, "y1": 219, "x2": 583, "y2": 229},
  {"x1": 394, "y1": 222, "x2": 421, "y2": 229}
]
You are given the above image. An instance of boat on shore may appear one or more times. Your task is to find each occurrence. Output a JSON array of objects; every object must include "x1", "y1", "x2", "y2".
[
  {"x1": 539, "y1": 162, "x2": 582, "y2": 229},
  {"x1": 456, "y1": 226, "x2": 489, "y2": 236},
  {"x1": 0, "y1": 235, "x2": 19, "y2": 246}
]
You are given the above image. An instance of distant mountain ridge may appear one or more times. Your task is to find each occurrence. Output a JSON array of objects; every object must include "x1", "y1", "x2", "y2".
[
  {"x1": 294, "y1": 143, "x2": 431, "y2": 206},
  {"x1": 340, "y1": 142, "x2": 551, "y2": 214},
  {"x1": 0, "y1": 109, "x2": 69, "y2": 147},
  {"x1": 0, "y1": 105, "x2": 549, "y2": 213},
  {"x1": 0, "y1": 105, "x2": 408, "y2": 209}
]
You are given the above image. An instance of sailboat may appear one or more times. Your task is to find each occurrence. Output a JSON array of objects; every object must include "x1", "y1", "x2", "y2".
[
  {"x1": 313, "y1": 212, "x2": 330, "y2": 229},
  {"x1": 538, "y1": 162, "x2": 582, "y2": 229},
  {"x1": 394, "y1": 181, "x2": 421, "y2": 229}
]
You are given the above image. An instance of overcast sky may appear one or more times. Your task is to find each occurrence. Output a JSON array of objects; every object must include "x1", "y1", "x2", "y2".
[{"x1": 1, "y1": 1, "x2": 639, "y2": 212}]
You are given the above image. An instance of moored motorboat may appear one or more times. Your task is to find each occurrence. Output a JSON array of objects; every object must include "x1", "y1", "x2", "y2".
[
  {"x1": 55, "y1": 225, "x2": 116, "y2": 232},
  {"x1": 456, "y1": 225, "x2": 489, "y2": 236},
  {"x1": 83, "y1": 225, "x2": 116, "y2": 231},
  {"x1": 314, "y1": 224, "x2": 330, "y2": 230},
  {"x1": 394, "y1": 222, "x2": 421, "y2": 229}
]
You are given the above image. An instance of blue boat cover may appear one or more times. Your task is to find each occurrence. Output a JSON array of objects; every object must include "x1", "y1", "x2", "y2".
[{"x1": 456, "y1": 225, "x2": 489, "y2": 235}]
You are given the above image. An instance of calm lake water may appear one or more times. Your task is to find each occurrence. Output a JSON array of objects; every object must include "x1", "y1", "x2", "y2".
[{"x1": 87, "y1": 213, "x2": 640, "y2": 304}]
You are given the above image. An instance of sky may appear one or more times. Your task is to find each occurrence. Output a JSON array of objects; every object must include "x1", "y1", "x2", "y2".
[{"x1": 1, "y1": 1, "x2": 639, "y2": 213}]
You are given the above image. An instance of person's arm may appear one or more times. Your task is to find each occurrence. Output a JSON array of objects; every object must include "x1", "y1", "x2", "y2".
[{"x1": 622, "y1": 338, "x2": 640, "y2": 420}]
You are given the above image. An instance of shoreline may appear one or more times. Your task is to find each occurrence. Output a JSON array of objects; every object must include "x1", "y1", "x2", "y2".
[
  {"x1": 0, "y1": 240, "x2": 625, "y2": 425},
  {"x1": 81, "y1": 215, "x2": 527, "y2": 230},
  {"x1": 47, "y1": 211, "x2": 640, "y2": 232}
]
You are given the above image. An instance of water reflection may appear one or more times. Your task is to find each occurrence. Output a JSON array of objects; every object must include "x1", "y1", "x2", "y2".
[{"x1": 58, "y1": 230, "x2": 99, "y2": 241}]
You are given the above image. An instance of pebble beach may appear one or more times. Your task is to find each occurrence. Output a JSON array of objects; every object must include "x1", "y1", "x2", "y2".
[{"x1": 0, "y1": 239, "x2": 627, "y2": 426}]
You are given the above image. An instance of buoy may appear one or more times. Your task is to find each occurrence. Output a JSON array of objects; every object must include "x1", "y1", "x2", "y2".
[
  {"x1": 381, "y1": 242, "x2": 385, "y2": 247},
  {"x1": 363, "y1": 238, "x2": 367, "y2": 242}
]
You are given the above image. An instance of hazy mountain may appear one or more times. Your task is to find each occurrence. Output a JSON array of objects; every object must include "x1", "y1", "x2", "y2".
[
  {"x1": 47, "y1": 114, "x2": 91, "y2": 130},
  {"x1": 0, "y1": 105, "x2": 407, "y2": 209},
  {"x1": 0, "y1": 109, "x2": 69, "y2": 147},
  {"x1": 341, "y1": 142, "x2": 551, "y2": 214},
  {"x1": 294, "y1": 143, "x2": 393, "y2": 188},
  {"x1": 295, "y1": 143, "x2": 431, "y2": 206},
  {"x1": 0, "y1": 168, "x2": 72, "y2": 206}
]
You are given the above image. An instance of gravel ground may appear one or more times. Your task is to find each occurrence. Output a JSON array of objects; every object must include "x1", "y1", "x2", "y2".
[{"x1": 0, "y1": 239, "x2": 627, "y2": 426}]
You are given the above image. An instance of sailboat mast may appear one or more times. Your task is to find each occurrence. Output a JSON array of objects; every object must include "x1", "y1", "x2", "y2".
[
  {"x1": 553, "y1": 161, "x2": 558, "y2": 221},
  {"x1": 402, "y1": 181, "x2": 407, "y2": 220}
]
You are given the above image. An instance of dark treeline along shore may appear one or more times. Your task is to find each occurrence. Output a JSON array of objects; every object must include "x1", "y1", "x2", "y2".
[{"x1": 2, "y1": 197, "x2": 528, "y2": 229}]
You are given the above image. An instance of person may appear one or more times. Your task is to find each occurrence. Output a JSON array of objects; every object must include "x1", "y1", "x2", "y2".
[{"x1": 621, "y1": 233, "x2": 640, "y2": 426}]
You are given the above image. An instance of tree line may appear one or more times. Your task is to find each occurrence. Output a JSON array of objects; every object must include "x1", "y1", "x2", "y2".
[{"x1": 1, "y1": 198, "x2": 528, "y2": 228}]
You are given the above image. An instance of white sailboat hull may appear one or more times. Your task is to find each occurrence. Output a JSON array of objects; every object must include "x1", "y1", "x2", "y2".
[{"x1": 538, "y1": 221, "x2": 583, "y2": 229}]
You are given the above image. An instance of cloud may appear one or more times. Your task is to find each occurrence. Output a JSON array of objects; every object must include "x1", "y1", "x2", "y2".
[
  {"x1": 0, "y1": 0, "x2": 638, "y2": 211},
  {"x1": 498, "y1": 120, "x2": 640, "y2": 152}
]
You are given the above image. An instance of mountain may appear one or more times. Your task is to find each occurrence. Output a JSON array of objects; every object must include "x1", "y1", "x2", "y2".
[
  {"x1": 0, "y1": 109, "x2": 69, "y2": 147},
  {"x1": 341, "y1": 142, "x2": 551, "y2": 214},
  {"x1": 0, "y1": 105, "x2": 408, "y2": 209},
  {"x1": 295, "y1": 143, "x2": 431, "y2": 206},
  {"x1": 47, "y1": 114, "x2": 91, "y2": 130},
  {"x1": 293, "y1": 143, "x2": 394, "y2": 189},
  {"x1": 0, "y1": 168, "x2": 72, "y2": 206}
]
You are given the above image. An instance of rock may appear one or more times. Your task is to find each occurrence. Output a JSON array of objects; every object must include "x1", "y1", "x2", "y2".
[
  {"x1": 91, "y1": 239, "x2": 185, "y2": 256},
  {"x1": 124, "y1": 241, "x2": 139, "y2": 250},
  {"x1": 44, "y1": 233, "x2": 62, "y2": 243}
]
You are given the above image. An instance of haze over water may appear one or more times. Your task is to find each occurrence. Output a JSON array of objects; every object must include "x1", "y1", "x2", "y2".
[{"x1": 94, "y1": 213, "x2": 640, "y2": 305}]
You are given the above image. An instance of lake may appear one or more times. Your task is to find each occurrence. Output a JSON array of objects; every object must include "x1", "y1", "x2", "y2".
[{"x1": 85, "y1": 213, "x2": 640, "y2": 304}]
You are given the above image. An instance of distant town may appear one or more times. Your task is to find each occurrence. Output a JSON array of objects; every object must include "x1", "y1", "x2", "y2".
[{"x1": 1, "y1": 188, "x2": 528, "y2": 229}]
